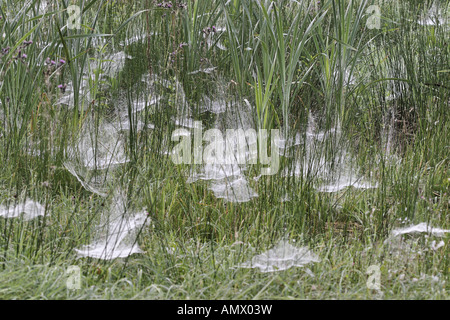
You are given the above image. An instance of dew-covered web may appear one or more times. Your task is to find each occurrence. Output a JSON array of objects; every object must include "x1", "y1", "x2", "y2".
[
  {"x1": 184, "y1": 85, "x2": 259, "y2": 203},
  {"x1": 383, "y1": 222, "x2": 449, "y2": 271},
  {"x1": 64, "y1": 116, "x2": 129, "y2": 197},
  {"x1": 418, "y1": 1, "x2": 448, "y2": 26},
  {"x1": 0, "y1": 199, "x2": 46, "y2": 220},
  {"x1": 57, "y1": 51, "x2": 132, "y2": 109},
  {"x1": 390, "y1": 222, "x2": 450, "y2": 238},
  {"x1": 236, "y1": 240, "x2": 320, "y2": 273},
  {"x1": 282, "y1": 112, "x2": 378, "y2": 194},
  {"x1": 63, "y1": 65, "x2": 173, "y2": 258},
  {"x1": 75, "y1": 189, "x2": 149, "y2": 260}
]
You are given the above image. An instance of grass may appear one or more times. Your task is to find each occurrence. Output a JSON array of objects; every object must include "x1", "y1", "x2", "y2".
[{"x1": 0, "y1": 0, "x2": 448, "y2": 299}]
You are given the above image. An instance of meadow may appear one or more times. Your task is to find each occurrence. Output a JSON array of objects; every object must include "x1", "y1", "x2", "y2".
[{"x1": 0, "y1": 0, "x2": 448, "y2": 299}]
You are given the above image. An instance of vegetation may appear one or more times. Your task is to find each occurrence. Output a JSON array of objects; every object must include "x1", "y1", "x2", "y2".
[{"x1": 0, "y1": 0, "x2": 448, "y2": 299}]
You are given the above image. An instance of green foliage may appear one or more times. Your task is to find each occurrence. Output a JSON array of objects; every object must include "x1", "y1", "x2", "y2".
[{"x1": 0, "y1": 0, "x2": 448, "y2": 299}]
